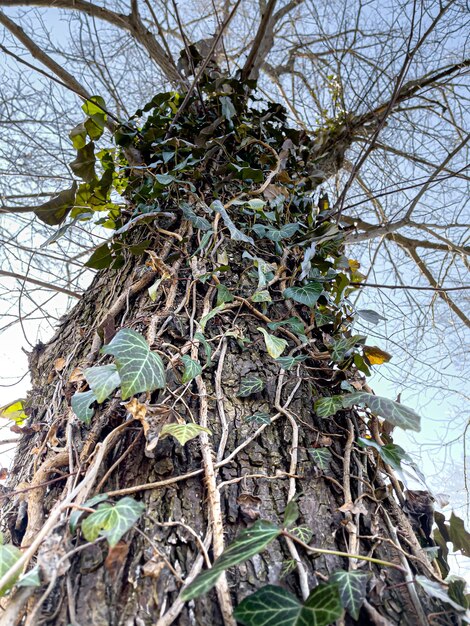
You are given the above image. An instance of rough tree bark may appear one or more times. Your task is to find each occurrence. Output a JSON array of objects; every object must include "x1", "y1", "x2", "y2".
[{"x1": 0, "y1": 83, "x2": 456, "y2": 626}]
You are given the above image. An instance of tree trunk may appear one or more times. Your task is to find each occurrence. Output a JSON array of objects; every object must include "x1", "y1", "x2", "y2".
[{"x1": 0, "y1": 86, "x2": 454, "y2": 626}]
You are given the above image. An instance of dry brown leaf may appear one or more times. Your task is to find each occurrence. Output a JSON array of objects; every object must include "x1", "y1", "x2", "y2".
[
  {"x1": 68, "y1": 367, "x2": 84, "y2": 383},
  {"x1": 237, "y1": 493, "x2": 262, "y2": 521},
  {"x1": 338, "y1": 500, "x2": 368, "y2": 515},
  {"x1": 0, "y1": 468, "x2": 8, "y2": 480},
  {"x1": 54, "y1": 357, "x2": 66, "y2": 372},
  {"x1": 142, "y1": 559, "x2": 166, "y2": 579},
  {"x1": 105, "y1": 542, "x2": 129, "y2": 581}
]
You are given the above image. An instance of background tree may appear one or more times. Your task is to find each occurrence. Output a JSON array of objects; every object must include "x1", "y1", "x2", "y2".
[{"x1": 0, "y1": 1, "x2": 469, "y2": 624}]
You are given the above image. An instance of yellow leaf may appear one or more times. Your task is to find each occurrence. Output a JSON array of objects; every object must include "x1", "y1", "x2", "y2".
[
  {"x1": 363, "y1": 346, "x2": 392, "y2": 365},
  {"x1": 0, "y1": 399, "x2": 27, "y2": 425},
  {"x1": 348, "y1": 259, "x2": 360, "y2": 271}
]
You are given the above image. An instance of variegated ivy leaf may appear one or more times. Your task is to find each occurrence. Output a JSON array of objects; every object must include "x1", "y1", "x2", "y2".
[
  {"x1": 330, "y1": 335, "x2": 366, "y2": 362},
  {"x1": 181, "y1": 355, "x2": 202, "y2": 383},
  {"x1": 314, "y1": 395, "x2": 343, "y2": 418},
  {"x1": 330, "y1": 570, "x2": 370, "y2": 620},
  {"x1": 275, "y1": 355, "x2": 308, "y2": 370},
  {"x1": 84, "y1": 364, "x2": 121, "y2": 403},
  {"x1": 257, "y1": 327, "x2": 288, "y2": 358},
  {"x1": 251, "y1": 289, "x2": 272, "y2": 302},
  {"x1": 70, "y1": 494, "x2": 109, "y2": 534},
  {"x1": 245, "y1": 411, "x2": 271, "y2": 425},
  {"x1": 234, "y1": 583, "x2": 342, "y2": 626},
  {"x1": 0, "y1": 541, "x2": 22, "y2": 596},
  {"x1": 181, "y1": 520, "x2": 281, "y2": 601},
  {"x1": 238, "y1": 376, "x2": 265, "y2": 397},
  {"x1": 17, "y1": 566, "x2": 41, "y2": 589},
  {"x1": 160, "y1": 423, "x2": 211, "y2": 446},
  {"x1": 101, "y1": 329, "x2": 165, "y2": 400},
  {"x1": 267, "y1": 317, "x2": 305, "y2": 336},
  {"x1": 342, "y1": 392, "x2": 421, "y2": 432},
  {"x1": 283, "y1": 282, "x2": 323, "y2": 307},
  {"x1": 211, "y1": 200, "x2": 254, "y2": 245},
  {"x1": 81, "y1": 497, "x2": 145, "y2": 547},
  {"x1": 308, "y1": 448, "x2": 332, "y2": 471},
  {"x1": 252, "y1": 222, "x2": 301, "y2": 241},
  {"x1": 181, "y1": 202, "x2": 211, "y2": 231},
  {"x1": 71, "y1": 390, "x2": 96, "y2": 424}
]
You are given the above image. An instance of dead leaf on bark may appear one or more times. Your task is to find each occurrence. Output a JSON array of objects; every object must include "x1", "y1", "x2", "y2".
[
  {"x1": 338, "y1": 500, "x2": 368, "y2": 515},
  {"x1": 10, "y1": 423, "x2": 41, "y2": 435},
  {"x1": 0, "y1": 468, "x2": 8, "y2": 480},
  {"x1": 237, "y1": 492, "x2": 262, "y2": 521},
  {"x1": 69, "y1": 367, "x2": 84, "y2": 383},
  {"x1": 105, "y1": 542, "x2": 130, "y2": 581},
  {"x1": 125, "y1": 400, "x2": 174, "y2": 456},
  {"x1": 54, "y1": 357, "x2": 66, "y2": 372},
  {"x1": 142, "y1": 558, "x2": 166, "y2": 579}
]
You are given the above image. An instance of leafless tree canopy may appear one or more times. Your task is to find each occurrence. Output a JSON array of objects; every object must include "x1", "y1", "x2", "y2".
[{"x1": 0, "y1": 0, "x2": 469, "y2": 467}]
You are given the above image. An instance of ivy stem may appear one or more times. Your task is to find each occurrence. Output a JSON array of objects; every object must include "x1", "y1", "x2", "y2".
[{"x1": 281, "y1": 530, "x2": 406, "y2": 573}]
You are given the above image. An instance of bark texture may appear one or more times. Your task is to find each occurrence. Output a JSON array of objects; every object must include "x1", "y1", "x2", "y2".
[{"x1": 0, "y1": 226, "x2": 450, "y2": 626}]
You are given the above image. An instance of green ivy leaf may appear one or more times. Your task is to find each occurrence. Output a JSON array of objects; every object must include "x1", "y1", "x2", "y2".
[
  {"x1": 448, "y1": 513, "x2": 470, "y2": 558},
  {"x1": 283, "y1": 282, "x2": 323, "y2": 307},
  {"x1": 216, "y1": 284, "x2": 234, "y2": 305},
  {"x1": 181, "y1": 202, "x2": 212, "y2": 231},
  {"x1": 268, "y1": 317, "x2": 305, "y2": 336},
  {"x1": 181, "y1": 520, "x2": 281, "y2": 601},
  {"x1": 70, "y1": 142, "x2": 96, "y2": 182},
  {"x1": 81, "y1": 497, "x2": 145, "y2": 547},
  {"x1": 200, "y1": 303, "x2": 226, "y2": 331},
  {"x1": 314, "y1": 396, "x2": 343, "y2": 418},
  {"x1": 33, "y1": 181, "x2": 77, "y2": 226},
  {"x1": 84, "y1": 364, "x2": 121, "y2": 403},
  {"x1": 194, "y1": 332, "x2": 212, "y2": 366},
  {"x1": 211, "y1": 200, "x2": 254, "y2": 245},
  {"x1": 181, "y1": 355, "x2": 202, "y2": 383},
  {"x1": 160, "y1": 423, "x2": 211, "y2": 445},
  {"x1": 101, "y1": 329, "x2": 166, "y2": 400},
  {"x1": 415, "y1": 576, "x2": 469, "y2": 614},
  {"x1": 17, "y1": 566, "x2": 41, "y2": 589},
  {"x1": 356, "y1": 309, "x2": 387, "y2": 325},
  {"x1": 283, "y1": 500, "x2": 300, "y2": 528},
  {"x1": 234, "y1": 583, "x2": 342, "y2": 626},
  {"x1": 0, "y1": 542, "x2": 22, "y2": 596},
  {"x1": 238, "y1": 376, "x2": 265, "y2": 397},
  {"x1": 330, "y1": 570, "x2": 370, "y2": 619},
  {"x1": 155, "y1": 173, "x2": 177, "y2": 185},
  {"x1": 342, "y1": 392, "x2": 421, "y2": 432},
  {"x1": 275, "y1": 355, "x2": 308, "y2": 370},
  {"x1": 357, "y1": 438, "x2": 414, "y2": 476},
  {"x1": 330, "y1": 335, "x2": 366, "y2": 362},
  {"x1": 257, "y1": 327, "x2": 288, "y2": 358},
  {"x1": 71, "y1": 390, "x2": 96, "y2": 424},
  {"x1": 308, "y1": 448, "x2": 332, "y2": 471},
  {"x1": 251, "y1": 289, "x2": 272, "y2": 302},
  {"x1": 70, "y1": 494, "x2": 109, "y2": 534},
  {"x1": 253, "y1": 223, "x2": 301, "y2": 242},
  {"x1": 245, "y1": 411, "x2": 271, "y2": 425}
]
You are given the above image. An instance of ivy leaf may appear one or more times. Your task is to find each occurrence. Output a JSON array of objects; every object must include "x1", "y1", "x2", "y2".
[
  {"x1": 363, "y1": 346, "x2": 392, "y2": 366},
  {"x1": 275, "y1": 355, "x2": 308, "y2": 370},
  {"x1": 257, "y1": 327, "x2": 288, "y2": 358},
  {"x1": 415, "y1": 576, "x2": 470, "y2": 614},
  {"x1": 81, "y1": 497, "x2": 145, "y2": 547},
  {"x1": 342, "y1": 392, "x2": 421, "y2": 432},
  {"x1": 200, "y1": 303, "x2": 226, "y2": 331},
  {"x1": 358, "y1": 438, "x2": 414, "y2": 476},
  {"x1": 216, "y1": 284, "x2": 234, "y2": 305},
  {"x1": 330, "y1": 335, "x2": 366, "y2": 362},
  {"x1": 70, "y1": 142, "x2": 96, "y2": 182},
  {"x1": 0, "y1": 541, "x2": 22, "y2": 596},
  {"x1": 211, "y1": 200, "x2": 254, "y2": 245},
  {"x1": 234, "y1": 583, "x2": 342, "y2": 626},
  {"x1": 283, "y1": 500, "x2": 300, "y2": 528},
  {"x1": 155, "y1": 173, "x2": 177, "y2": 185},
  {"x1": 357, "y1": 309, "x2": 387, "y2": 325},
  {"x1": 314, "y1": 396, "x2": 343, "y2": 418},
  {"x1": 268, "y1": 317, "x2": 305, "y2": 336},
  {"x1": 245, "y1": 411, "x2": 271, "y2": 425},
  {"x1": 71, "y1": 390, "x2": 96, "y2": 424},
  {"x1": 181, "y1": 520, "x2": 281, "y2": 601},
  {"x1": 238, "y1": 376, "x2": 265, "y2": 397},
  {"x1": 194, "y1": 332, "x2": 212, "y2": 366},
  {"x1": 448, "y1": 513, "x2": 470, "y2": 557},
  {"x1": 283, "y1": 282, "x2": 323, "y2": 307},
  {"x1": 160, "y1": 423, "x2": 211, "y2": 445},
  {"x1": 101, "y1": 329, "x2": 166, "y2": 400},
  {"x1": 84, "y1": 364, "x2": 121, "y2": 403},
  {"x1": 251, "y1": 289, "x2": 272, "y2": 302},
  {"x1": 17, "y1": 566, "x2": 41, "y2": 589},
  {"x1": 70, "y1": 494, "x2": 109, "y2": 534},
  {"x1": 181, "y1": 356, "x2": 202, "y2": 383},
  {"x1": 33, "y1": 181, "x2": 77, "y2": 226},
  {"x1": 181, "y1": 202, "x2": 211, "y2": 231},
  {"x1": 253, "y1": 223, "x2": 301, "y2": 242},
  {"x1": 220, "y1": 96, "x2": 236, "y2": 121},
  {"x1": 330, "y1": 570, "x2": 370, "y2": 619},
  {"x1": 308, "y1": 448, "x2": 332, "y2": 471},
  {"x1": 0, "y1": 399, "x2": 27, "y2": 425}
]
